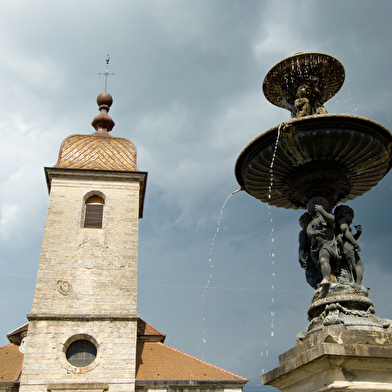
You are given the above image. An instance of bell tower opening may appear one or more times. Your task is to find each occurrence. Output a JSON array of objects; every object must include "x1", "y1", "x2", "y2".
[{"x1": 83, "y1": 195, "x2": 105, "y2": 228}]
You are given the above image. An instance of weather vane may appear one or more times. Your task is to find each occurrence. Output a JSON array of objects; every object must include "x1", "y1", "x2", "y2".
[{"x1": 99, "y1": 54, "x2": 115, "y2": 92}]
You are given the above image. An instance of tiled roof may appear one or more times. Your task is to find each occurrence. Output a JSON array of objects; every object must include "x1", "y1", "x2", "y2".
[
  {"x1": 0, "y1": 345, "x2": 23, "y2": 381},
  {"x1": 136, "y1": 341, "x2": 247, "y2": 382},
  {"x1": 54, "y1": 134, "x2": 138, "y2": 171}
]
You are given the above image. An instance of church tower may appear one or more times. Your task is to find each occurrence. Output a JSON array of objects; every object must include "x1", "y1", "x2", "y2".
[{"x1": 19, "y1": 92, "x2": 147, "y2": 392}]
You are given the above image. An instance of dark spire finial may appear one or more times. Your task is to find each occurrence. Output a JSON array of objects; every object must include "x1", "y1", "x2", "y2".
[
  {"x1": 98, "y1": 54, "x2": 115, "y2": 92},
  {"x1": 91, "y1": 92, "x2": 115, "y2": 133}
]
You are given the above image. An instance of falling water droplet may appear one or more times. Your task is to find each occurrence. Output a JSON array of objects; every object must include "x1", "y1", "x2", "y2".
[
  {"x1": 263, "y1": 124, "x2": 282, "y2": 369},
  {"x1": 201, "y1": 191, "x2": 240, "y2": 360}
]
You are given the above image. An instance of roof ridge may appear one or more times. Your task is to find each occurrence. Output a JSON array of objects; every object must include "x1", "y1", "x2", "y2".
[{"x1": 156, "y1": 342, "x2": 247, "y2": 381}]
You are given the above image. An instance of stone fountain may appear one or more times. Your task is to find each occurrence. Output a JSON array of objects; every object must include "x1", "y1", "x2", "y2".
[{"x1": 235, "y1": 53, "x2": 392, "y2": 391}]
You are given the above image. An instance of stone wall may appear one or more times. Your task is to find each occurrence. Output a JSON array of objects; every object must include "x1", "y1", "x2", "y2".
[{"x1": 31, "y1": 173, "x2": 142, "y2": 317}]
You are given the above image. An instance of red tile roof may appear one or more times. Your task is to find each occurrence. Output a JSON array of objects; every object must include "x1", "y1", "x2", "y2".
[
  {"x1": 0, "y1": 345, "x2": 23, "y2": 382},
  {"x1": 136, "y1": 341, "x2": 246, "y2": 382}
]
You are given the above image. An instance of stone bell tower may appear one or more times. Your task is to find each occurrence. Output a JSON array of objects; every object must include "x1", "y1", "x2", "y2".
[{"x1": 19, "y1": 92, "x2": 147, "y2": 392}]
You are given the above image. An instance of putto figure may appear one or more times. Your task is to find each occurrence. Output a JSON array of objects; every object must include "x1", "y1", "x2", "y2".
[
  {"x1": 306, "y1": 197, "x2": 339, "y2": 289},
  {"x1": 294, "y1": 85, "x2": 312, "y2": 118},
  {"x1": 334, "y1": 205, "x2": 364, "y2": 285},
  {"x1": 298, "y1": 212, "x2": 322, "y2": 289},
  {"x1": 281, "y1": 76, "x2": 328, "y2": 118},
  {"x1": 298, "y1": 201, "x2": 365, "y2": 292}
]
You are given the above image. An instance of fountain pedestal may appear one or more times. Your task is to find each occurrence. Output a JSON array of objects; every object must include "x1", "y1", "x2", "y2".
[{"x1": 262, "y1": 327, "x2": 392, "y2": 392}]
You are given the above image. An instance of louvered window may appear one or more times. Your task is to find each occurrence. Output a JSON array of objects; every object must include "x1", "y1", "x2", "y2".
[{"x1": 84, "y1": 195, "x2": 104, "y2": 228}]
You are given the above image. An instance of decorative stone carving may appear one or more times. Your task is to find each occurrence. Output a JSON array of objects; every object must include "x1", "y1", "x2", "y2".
[
  {"x1": 299, "y1": 203, "x2": 363, "y2": 292},
  {"x1": 57, "y1": 280, "x2": 72, "y2": 296}
]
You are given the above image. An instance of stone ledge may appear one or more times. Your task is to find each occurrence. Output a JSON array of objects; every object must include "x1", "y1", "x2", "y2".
[
  {"x1": 27, "y1": 313, "x2": 140, "y2": 322},
  {"x1": 317, "y1": 381, "x2": 392, "y2": 391},
  {"x1": 47, "y1": 383, "x2": 109, "y2": 391}
]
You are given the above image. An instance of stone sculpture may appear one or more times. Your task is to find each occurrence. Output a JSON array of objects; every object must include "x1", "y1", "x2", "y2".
[
  {"x1": 299, "y1": 202, "x2": 364, "y2": 293},
  {"x1": 283, "y1": 76, "x2": 328, "y2": 118},
  {"x1": 306, "y1": 197, "x2": 339, "y2": 290},
  {"x1": 334, "y1": 204, "x2": 364, "y2": 285},
  {"x1": 298, "y1": 212, "x2": 322, "y2": 290}
]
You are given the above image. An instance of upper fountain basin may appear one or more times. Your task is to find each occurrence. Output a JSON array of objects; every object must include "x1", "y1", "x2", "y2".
[{"x1": 235, "y1": 114, "x2": 392, "y2": 209}]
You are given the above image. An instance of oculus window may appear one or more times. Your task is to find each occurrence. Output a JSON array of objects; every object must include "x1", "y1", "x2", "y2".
[{"x1": 66, "y1": 339, "x2": 97, "y2": 368}]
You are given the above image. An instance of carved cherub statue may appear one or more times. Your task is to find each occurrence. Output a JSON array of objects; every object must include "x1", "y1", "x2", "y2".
[
  {"x1": 309, "y1": 75, "x2": 327, "y2": 115},
  {"x1": 298, "y1": 212, "x2": 322, "y2": 289},
  {"x1": 294, "y1": 85, "x2": 312, "y2": 117},
  {"x1": 334, "y1": 205, "x2": 364, "y2": 285},
  {"x1": 306, "y1": 197, "x2": 339, "y2": 289}
]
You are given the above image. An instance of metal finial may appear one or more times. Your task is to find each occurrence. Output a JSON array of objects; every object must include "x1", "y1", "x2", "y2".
[{"x1": 99, "y1": 54, "x2": 115, "y2": 92}]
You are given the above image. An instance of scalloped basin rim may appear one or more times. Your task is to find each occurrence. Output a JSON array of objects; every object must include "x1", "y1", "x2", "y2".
[{"x1": 235, "y1": 114, "x2": 392, "y2": 209}]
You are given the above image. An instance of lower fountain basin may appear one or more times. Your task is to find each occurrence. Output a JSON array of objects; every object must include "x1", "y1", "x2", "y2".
[{"x1": 235, "y1": 114, "x2": 392, "y2": 209}]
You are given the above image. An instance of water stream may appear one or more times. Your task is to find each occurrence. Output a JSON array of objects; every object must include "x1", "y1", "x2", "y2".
[
  {"x1": 261, "y1": 124, "x2": 282, "y2": 372},
  {"x1": 200, "y1": 189, "x2": 241, "y2": 356},
  {"x1": 201, "y1": 124, "x2": 282, "y2": 365}
]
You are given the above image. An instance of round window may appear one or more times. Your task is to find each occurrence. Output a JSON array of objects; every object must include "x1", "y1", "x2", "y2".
[{"x1": 66, "y1": 339, "x2": 97, "y2": 367}]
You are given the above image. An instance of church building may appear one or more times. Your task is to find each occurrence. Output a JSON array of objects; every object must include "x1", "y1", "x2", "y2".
[{"x1": 0, "y1": 92, "x2": 247, "y2": 392}]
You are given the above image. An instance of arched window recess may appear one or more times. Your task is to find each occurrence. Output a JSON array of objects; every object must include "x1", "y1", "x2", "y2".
[{"x1": 84, "y1": 195, "x2": 104, "y2": 228}]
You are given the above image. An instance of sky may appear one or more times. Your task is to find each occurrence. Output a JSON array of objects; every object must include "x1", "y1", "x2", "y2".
[{"x1": 1, "y1": 1, "x2": 392, "y2": 391}]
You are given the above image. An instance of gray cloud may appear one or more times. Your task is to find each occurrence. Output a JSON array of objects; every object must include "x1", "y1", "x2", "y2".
[{"x1": 1, "y1": 1, "x2": 392, "y2": 390}]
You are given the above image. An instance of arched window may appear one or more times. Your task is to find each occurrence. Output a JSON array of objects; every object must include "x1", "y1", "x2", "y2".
[{"x1": 84, "y1": 195, "x2": 104, "y2": 228}]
